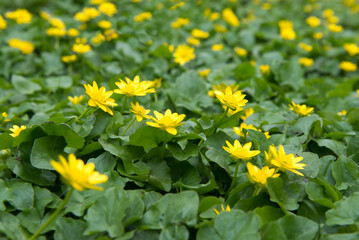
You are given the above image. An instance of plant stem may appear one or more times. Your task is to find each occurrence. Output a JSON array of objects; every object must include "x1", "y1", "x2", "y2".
[
  {"x1": 120, "y1": 96, "x2": 128, "y2": 115},
  {"x1": 227, "y1": 160, "x2": 241, "y2": 194},
  {"x1": 121, "y1": 117, "x2": 136, "y2": 136},
  {"x1": 253, "y1": 185, "x2": 262, "y2": 197},
  {"x1": 29, "y1": 188, "x2": 74, "y2": 240},
  {"x1": 77, "y1": 107, "x2": 91, "y2": 122}
]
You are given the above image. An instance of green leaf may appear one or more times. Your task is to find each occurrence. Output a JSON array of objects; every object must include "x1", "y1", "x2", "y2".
[
  {"x1": 41, "y1": 123, "x2": 85, "y2": 149},
  {"x1": 34, "y1": 186, "x2": 53, "y2": 217},
  {"x1": 326, "y1": 192, "x2": 359, "y2": 226},
  {"x1": 129, "y1": 126, "x2": 170, "y2": 151},
  {"x1": 234, "y1": 62, "x2": 256, "y2": 81},
  {"x1": 167, "y1": 142, "x2": 199, "y2": 161},
  {"x1": 332, "y1": 156, "x2": 359, "y2": 190},
  {"x1": 0, "y1": 179, "x2": 11, "y2": 211},
  {"x1": 260, "y1": 221, "x2": 287, "y2": 240},
  {"x1": 0, "y1": 133, "x2": 14, "y2": 150},
  {"x1": 300, "y1": 152, "x2": 321, "y2": 178},
  {"x1": 46, "y1": 76, "x2": 73, "y2": 91},
  {"x1": 55, "y1": 218, "x2": 94, "y2": 240},
  {"x1": 267, "y1": 177, "x2": 301, "y2": 211},
  {"x1": 11, "y1": 75, "x2": 41, "y2": 94},
  {"x1": 148, "y1": 158, "x2": 171, "y2": 192},
  {"x1": 88, "y1": 152, "x2": 116, "y2": 173},
  {"x1": 159, "y1": 225, "x2": 188, "y2": 240},
  {"x1": 277, "y1": 58, "x2": 304, "y2": 90},
  {"x1": 198, "y1": 196, "x2": 222, "y2": 214},
  {"x1": 30, "y1": 136, "x2": 66, "y2": 170},
  {"x1": 0, "y1": 212, "x2": 27, "y2": 240},
  {"x1": 254, "y1": 206, "x2": 284, "y2": 225},
  {"x1": 277, "y1": 215, "x2": 318, "y2": 240},
  {"x1": 10, "y1": 182, "x2": 34, "y2": 210},
  {"x1": 123, "y1": 190, "x2": 145, "y2": 226},
  {"x1": 314, "y1": 139, "x2": 347, "y2": 157}
]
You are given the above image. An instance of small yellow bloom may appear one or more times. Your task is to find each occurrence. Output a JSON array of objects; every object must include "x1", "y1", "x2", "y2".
[
  {"x1": 50, "y1": 154, "x2": 108, "y2": 191},
  {"x1": 214, "y1": 24, "x2": 227, "y2": 33},
  {"x1": 170, "y1": 1, "x2": 185, "y2": 10},
  {"x1": 211, "y1": 44, "x2": 223, "y2": 51},
  {"x1": 246, "y1": 162, "x2": 280, "y2": 188},
  {"x1": 131, "y1": 102, "x2": 151, "y2": 122},
  {"x1": 343, "y1": 43, "x2": 359, "y2": 56},
  {"x1": 173, "y1": 44, "x2": 196, "y2": 66},
  {"x1": 214, "y1": 87, "x2": 248, "y2": 111},
  {"x1": 74, "y1": 12, "x2": 90, "y2": 22},
  {"x1": 1, "y1": 112, "x2": 10, "y2": 123},
  {"x1": 191, "y1": 29, "x2": 209, "y2": 39},
  {"x1": 280, "y1": 28, "x2": 296, "y2": 40},
  {"x1": 222, "y1": 8, "x2": 240, "y2": 27},
  {"x1": 241, "y1": 108, "x2": 254, "y2": 121},
  {"x1": 97, "y1": 20, "x2": 112, "y2": 29},
  {"x1": 223, "y1": 140, "x2": 260, "y2": 160},
  {"x1": 337, "y1": 110, "x2": 347, "y2": 116},
  {"x1": 8, "y1": 38, "x2": 35, "y2": 55},
  {"x1": 209, "y1": 12, "x2": 220, "y2": 21},
  {"x1": 265, "y1": 145, "x2": 305, "y2": 176},
  {"x1": 261, "y1": 3, "x2": 271, "y2": 10},
  {"x1": 234, "y1": 123, "x2": 258, "y2": 137},
  {"x1": 306, "y1": 16, "x2": 321, "y2": 28},
  {"x1": 171, "y1": 18, "x2": 189, "y2": 28},
  {"x1": 278, "y1": 20, "x2": 293, "y2": 29},
  {"x1": 61, "y1": 55, "x2": 77, "y2": 63},
  {"x1": 289, "y1": 101, "x2": 314, "y2": 116},
  {"x1": 234, "y1": 47, "x2": 247, "y2": 57},
  {"x1": 323, "y1": 9, "x2": 334, "y2": 18},
  {"x1": 198, "y1": 69, "x2": 211, "y2": 77},
  {"x1": 90, "y1": 0, "x2": 107, "y2": 4},
  {"x1": 259, "y1": 65, "x2": 270, "y2": 75},
  {"x1": 99, "y1": 2, "x2": 117, "y2": 16},
  {"x1": 146, "y1": 109, "x2": 186, "y2": 135},
  {"x1": 327, "y1": 16, "x2": 339, "y2": 24},
  {"x1": 313, "y1": 32, "x2": 323, "y2": 39},
  {"x1": 151, "y1": 78, "x2": 162, "y2": 88},
  {"x1": 50, "y1": 18, "x2": 65, "y2": 28},
  {"x1": 84, "y1": 81, "x2": 118, "y2": 115},
  {"x1": 339, "y1": 61, "x2": 357, "y2": 72},
  {"x1": 298, "y1": 57, "x2": 314, "y2": 67},
  {"x1": 0, "y1": 15, "x2": 7, "y2": 30},
  {"x1": 9, "y1": 125, "x2": 27, "y2": 138},
  {"x1": 208, "y1": 83, "x2": 239, "y2": 98},
  {"x1": 356, "y1": 90, "x2": 359, "y2": 97},
  {"x1": 68, "y1": 95, "x2": 84, "y2": 105},
  {"x1": 67, "y1": 28, "x2": 80, "y2": 37},
  {"x1": 91, "y1": 33, "x2": 105, "y2": 44},
  {"x1": 72, "y1": 39, "x2": 91, "y2": 54},
  {"x1": 46, "y1": 27, "x2": 66, "y2": 37},
  {"x1": 186, "y1": 37, "x2": 200, "y2": 46},
  {"x1": 298, "y1": 42, "x2": 313, "y2": 52},
  {"x1": 114, "y1": 75, "x2": 155, "y2": 97},
  {"x1": 40, "y1": 11, "x2": 51, "y2": 20},
  {"x1": 5, "y1": 9, "x2": 32, "y2": 24},
  {"x1": 104, "y1": 29, "x2": 118, "y2": 41},
  {"x1": 328, "y1": 24, "x2": 343, "y2": 32},
  {"x1": 213, "y1": 204, "x2": 230, "y2": 215},
  {"x1": 83, "y1": 7, "x2": 100, "y2": 19},
  {"x1": 134, "y1": 12, "x2": 152, "y2": 22},
  {"x1": 250, "y1": 60, "x2": 256, "y2": 66}
]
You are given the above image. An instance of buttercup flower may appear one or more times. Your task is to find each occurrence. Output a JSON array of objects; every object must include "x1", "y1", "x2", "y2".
[
  {"x1": 8, "y1": 38, "x2": 35, "y2": 54},
  {"x1": 9, "y1": 125, "x2": 27, "y2": 138},
  {"x1": 170, "y1": 1, "x2": 185, "y2": 10},
  {"x1": 339, "y1": 61, "x2": 357, "y2": 72},
  {"x1": 278, "y1": 20, "x2": 296, "y2": 40},
  {"x1": 265, "y1": 145, "x2": 305, "y2": 176},
  {"x1": 234, "y1": 123, "x2": 259, "y2": 137},
  {"x1": 67, "y1": 28, "x2": 79, "y2": 37},
  {"x1": 62, "y1": 55, "x2": 77, "y2": 63},
  {"x1": 313, "y1": 32, "x2": 323, "y2": 39},
  {"x1": 131, "y1": 102, "x2": 151, "y2": 122},
  {"x1": 222, "y1": 8, "x2": 240, "y2": 27},
  {"x1": 343, "y1": 43, "x2": 359, "y2": 56},
  {"x1": 171, "y1": 18, "x2": 189, "y2": 28},
  {"x1": 50, "y1": 154, "x2": 108, "y2": 191},
  {"x1": 337, "y1": 110, "x2": 347, "y2": 116},
  {"x1": 72, "y1": 38, "x2": 91, "y2": 54},
  {"x1": 260, "y1": 65, "x2": 270, "y2": 75},
  {"x1": 173, "y1": 44, "x2": 195, "y2": 66},
  {"x1": 114, "y1": 75, "x2": 155, "y2": 97},
  {"x1": 223, "y1": 140, "x2": 260, "y2": 160},
  {"x1": 246, "y1": 162, "x2": 280, "y2": 188},
  {"x1": 191, "y1": 29, "x2": 209, "y2": 39},
  {"x1": 235, "y1": 47, "x2": 247, "y2": 56},
  {"x1": 306, "y1": 16, "x2": 321, "y2": 27},
  {"x1": 198, "y1": 69, "x2": 210, "y2": 77},
  {"x1": 213, "y1": 204, "x2": 231, "y2": 215},
  {"x1": 186, "y1": 37, "x2": 200, "y2": 46},
  {"x1": 146, "y1": 109, "x2": 186, "y2": 135},
  {"x1": 5, "y1": 9, "x2": 32, "y2": 24},
  {"x1": 289, "y1": 101, "x2": 314, "y2": 116},
  {"x1": 214, "y1": 24, "x2": 227, "y2": 33},
  {"x1": 211, "y1": 44, "x2": 223, "y2": 51},
  {"x1": 99, "y1": 2, "x2": 117, "y2": 16},
  {"x1": 208, "y1": 83, "x2": 239, "y2": 98},
  {"x1": 84, "y1": 81, "x2": 118, "y2": 115},
  {"x1": 91, "y1": 33, "x2": 105, "y2": 44},
  {"x1": 97, "y1": 20, "x2": 112, "y2": 29},
  {"x1": 46, "y1": 28, "x2": 66, "y2": 37},
  {"x1": 328, "y1": 24, "x2": 343, "y2": 32},
  {"x1": 134, "y1": 12, "x2": 152, "y2": 22},
  {"x1": 299, "y1": 57, "x2": 314, "y2": 67},
  {"x1": 68, "y1": 95, "x2": 84, "y2": 105},
  {"x1": 214, "y1": 87, "x2": 248, "y2": 111},
  {"x1": 298, "y1": 42, "x2": 313, "y2": 52},
  {"x1": 0, "y1": 15, "x2": 7, "y2": 30}
]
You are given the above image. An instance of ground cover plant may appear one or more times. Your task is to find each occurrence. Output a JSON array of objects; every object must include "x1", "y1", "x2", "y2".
[{"x1": 0, "y1": 0, "x2": 359, "y2": 239}]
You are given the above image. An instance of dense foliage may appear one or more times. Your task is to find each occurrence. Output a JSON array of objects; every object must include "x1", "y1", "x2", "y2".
[{"x1": 1, "y1": 0, "x2": 359, "y2": 239}]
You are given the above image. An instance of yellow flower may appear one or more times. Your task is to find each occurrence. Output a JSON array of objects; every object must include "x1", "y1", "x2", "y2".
[
  {"x1": 261, "y1": 3, "x2": 271, "y2": 10},
  {"x1": 306, "y1": 16, "x2": 321, "y2": 28},
  {"x1": 328, "y1": 24, "x2": 343, "y2": 32},
  {"x1": 50, "y1": 18, "x2": 65, "y2": 28},
  {"x1": 213, "y1": 204, "x2": 230, "y2": 215},
  {"x1": 170, "y1": 1, "x2": 185, "y2": 10},
  {"x1": 0, "y1": 15, "x2": 7, "y2": 30},
  {"x1": 223, "y1": 140, "x2": 260, "y2": 160},
  {"x1": 339, "y1": 61, "x2": 357, "y2": 72},
  {"x1": 74, "y1": 12, "x2": 90, "y2": 22},
  {"x1": 214, "y1": 87, "x2": 248, "y2": 111},
  {"x1": 356, "y1": 90, "x2": 359, "y2": 97},
  {"x1": 208, "y1": 83, "x2": 239, "y2": 98},
  {"x1": 278, "y1": 20, "x2": 293, "y2": 29},
  {"x1": 289, "y1": 101, "x2": 314, "y2": 116},
  {"x1": 222, "y1": 8, "x2": 240, "y2": 27},
  {"x1": 40, "y1": 11, "x2": 51, "y2": 20},
  {"x1": 241, "y1": 108, "x2": 254, "y2": 121},
  {"x1": 134, "y1": 12, "x2": 152, "y2": 22},
  {"x1": 337, "y1": 110, "x2": 347, "y2": 116},
  {"x1": 8, "y1": 38, "x2": 35, "y2": 55},
  {"x1": 151, "y1": 78, "x2": 162, "y2": 88},
  {"x1": 72, "y1": 39, "x2": 91, "y2": 54},
  {"x1": 50, "y1": 154, "x2": 108, "y2": 191},
  {"x1": 146, "y1": 109, "x2": 186, "y2": 135},
  {"x1": 9, "y1": 125, "x2": 27, "y2": 138},
  {"x1": 91, "y1": 33, "x2": 105, "y2": 44},
  {"x1": 327, "y1": 16, "x2": 339, "y2": 24},
  {"x1": 84, "y1": 81, "x2": 118, "y2": 115},
  {"x1": 298, "y1": 57, "x2": 314, "y2": 67},
  {"x1": 5, "y1": 9, "x2": 32, "y2": 24},
  {"x1": 91, "y1": 0, "x2": 107, "y2": 4},
  {"x1": 97, "y1": 20, "x2": 112, "y2": 29},
  {"x1": 104, "y1": 29, "x2": 118, "y2": 41},
  {"x1": 343, "y1": 43, "x2": 359, "y2": 56},
  {"x1": 234, "y1": 123, "x2": 258, "y2": 137},
  {"x1": 68, "y1": 95, "x2": 84, "y2": 105},
  {"x1": 83, "y1": 7, "x2": 100, "y2": 19},
  {"x1": 191, "y1": 29, "x2": 209, "y2": 39},
  {"x1": 211, "y1": 44, "x2": 223, "y2": 51},
  {"x1": 114, "y1": 75, "x2": 155, "y2": 97},
  {"x1": 280, "y1": 28, "x2": 296, "y2": 40},
  {"x1": 46, "y1": 28, "x2": 66, "y2": 37},
  {"x1": 186, "y1": 37, "x2": 200, "y2": 46},
  {"x1": 313, "y1": 32, "x2": 323, "y2": 39},
  {"x1": 298, "y1": 42, "x2": 313, "y2": 52},
  {"x1": 209, "y1": 12, "x2": 220, "y2": 21},
  {"x1": 173, "y1": 44, "x2": 196, "y2": 66},
  {"x1": 246, "y1": 162, "x2": 280, "y2": 188},
  {"x1": 198, "y1": 69, "x2": 211, "y2": 77},
  {"x1": 259, "y1": 65, "x2": 270, "y2": 75},
  {"x1": 265, "y1": 145, "x2": 305, "y2": 176},
  {"x1": 99, "y1": 2, "x2": 117, "y2": 16},
  {"x1": 131, "y1": 102, "x2": 151, "y2": 122},
  {"x1": 61, "y1": 55, "x2": 77, "y2": 63},
  {"x1": 67, "y1": 28, "x2": 79, "y2": 37},
  {"x1": 214, "y1": 24, "x2": 227, "y2": 33},
  {"x1": 235, "y1": 47, "x2": 247, "y2": 57},
  {"x1": 1, "y1": 112, "x2": 10, "y2": 123},
  {"x1": 323, "y1": 9, "x2": 334, "y2": 18},
  {"x1": 171, "y1": 18, "x2": 189, "y2": 28}
]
